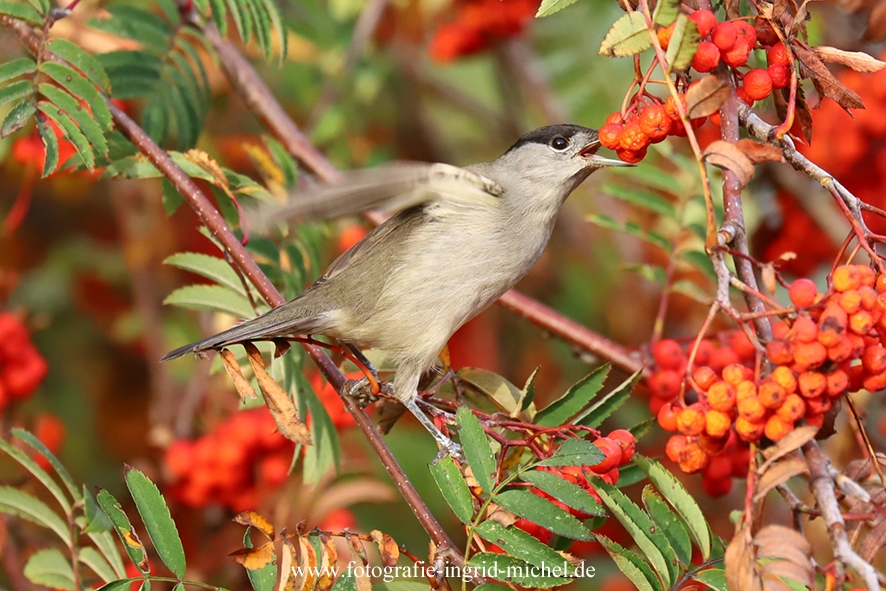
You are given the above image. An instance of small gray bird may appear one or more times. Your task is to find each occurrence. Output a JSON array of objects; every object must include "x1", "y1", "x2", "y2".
[{"x1": 163, "y1": 124, "x2": 630, "y2": 457}]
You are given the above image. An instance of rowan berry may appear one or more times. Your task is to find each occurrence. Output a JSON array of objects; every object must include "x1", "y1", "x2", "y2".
[
  {"x1": 591, "y1": 438, "x2": 623, "y2": 473},
  {"x1": 744, "y1": 68, "x2": 773, "y2": 101},
  {"x1": 707, "y1": 380, "x2": 736, "y2": 411},
  {"x1": 858, "y1": 286, "x2": 877, "y2": 310},
  {"x1": 699, "y1": 432, "x2": 730, "y2": 455},
  {"x1": 619, "y1": 121, "x2": 649, "y2": 152},
  {"x1": 793, "y1": 341, "x2": 827, "y2": 368},
  {"x1": 692, "y1": 41, "x2": 721, "y2": 73},
  {"x1": 863, "y1": 372, "x2": 886, "y2": 392},
  {"x1": 826, "y1": 370, "x2": 849, "y2": 397},
  {"x1": 733, "y1": 19, "x2": 757, "y2": 48},
  {"x1": 678, "y1": 442, "x2": 709, "y2": 474},
  {"x1": 834, "y1": 265, "x2": 861, "y2": 292},
  {"x1": 735, "y1": 417, "x2": 765, "y2": 442},
  {"x1": 649, "y1": 369, "x2": 682, "y2": 399},
  {"x1": 791, "y1": 316, "x2": 818, "y2": 343},
  {"x1": 730, "y1": 331, "x2": 757, "y2": 361},
  {"x1": 657, "y1": 401, "x2": 680, "y2": 431},
  {"x1": 638, "y1": 105, "x2": 672, "y2": 142},
  {"x1": 862, "y1": 345, "x2": 886, "y2": 374},
  {"x1": 677, "y1": 406, "x2": 707, "y2": 436},
  {"x1": 798, "y1": 371, "x2": 827, "y2": 398},
  {"x1": 711, "y1": 21, "x2": 738, "y2": 51},
  {"x1": 598, "y1": 123, "x2": 623, "y2": 150},
  {"x1": 766, "y1": 339, "x2": 794, "y2": 365},
  {"x1": 764, "y1": 415, "x2": 793, "y2": 441},
  {"x1": 857, "y1": 265, "x2": 876, "y2": 287},
  {"x1": 608, "y1": 429, "x2": 636, "y2": 464},
  {"x1": 702, "y1": 476, "x2": 733, "y2": 497},
  {"x1": 754, "y1": 18, "x2": 779, "y2": 46},
  {"x1": 605, "y1": 112, "x2": 624, "y2": 125},
  {"x1": 850, "y1": 311, "x2": 874, "y2": 335},
  {"x1": 759, "y1": 380, "x2": 787, "y2": 409},
  {"x1": 705, "y1": 410, "x2": 732, "y2": 438},
  {"x1": 738, "y1": 394, "x2": 767, "y2": 421},
  {"x1": 838, "y1": 290, "x2": 862, "y2": 315},
  {"x1": 735, "y1": 85, "x2": 754, "y2": 106},
  {"x1": 806, "y1": 395, "x2": 832, "y2": 414},
  {"x1": 616, "y1": 146, "x2": 647, "y2": 164},
  {"x1": 768, "y1": 65, "x2": 790, "y2": 89},
  {"x1": 722, "y1": 363, "x2": 750, "y2": 385},
  {"x1": 600, "y1": 467, "x2": 620, "y2": 485},
  {"x1": 775, "y1": 394, "x2": 806, "y2": 422},
  {"x1": 514, "y1": 518, "x2": 553, "y2": 545},
  {"x1": 693, "y1": 366, "x2": 718, "y2": 391},
  {"x1": 789, "y1": 278, "x2": 818, "y2": 308},
  {"x1": 767, "y1": 42, "x2": 791, "y2": 66},
  {"x1": 771, "y1": 366, "x2": 797, "y2": 393},
  {"x1": 735, "y1": 380, "x2": 758, "y2": 402},
  {"x1": 847, "y1": 334, "x2": 867, "y2": 358},
  {"x1": 658, "y1": 22, "x2": 676, "y2": 50},
  {"x1": 695, "y1": 340, "x2": 715, "y2": 365},
  {"x1": 704, "y1": 454, "x2": 732, "y2": 481},
  {"x1": 665, "y1": 434, "x2": 688, "y2": 463},
  {"x1": 689, "y1": 9, "x2": 717, "y2": 38},
  {"x1": 709, "y1": 346, "x2": 741, "y2": 372},
  {"x1": 664, "y1": 94, "x2": 687, "y2": 122},
  {"x1": 721, "y1": 36, "x2": 751, "y2": 68}
]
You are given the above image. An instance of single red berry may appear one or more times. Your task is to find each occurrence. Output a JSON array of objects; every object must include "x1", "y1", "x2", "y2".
[
  {"x1": 619, "y1": 121, "x2": 649, "y2": 152},
  {"x1": 638, "y1": 104, "x2": 672, "y2": 142},
  {"x1": 744, "y1": 68, "x2": 773, "y2": 101},
  {"x1": 605, "y1": 112, "x2": 623, "y2": 125},
  {"x1": 767, "y1": 42, "x2": 791, "y2": 66},
  {"x1": 651, "y1": 338, "x2": 685, "y2": 370},
  {"x1": 789, "y1": 279, "x2": 818, "y2": 308},
  {"x1": 754, "y1": 18, "x2": 779, "y2": 46},
  {"x1": 711, "y1": 21, "x2": 738, "y2": 51},
  {"x1": 616, "y1": 146, "x2": 647, "y2": 163},
  {"x1": 664, "y1": 94, "x2": 686, "y2": 122},
  {"x1": 657, "y1": 22, "x2": 676, "y2": 50},
  {"x1": 591, "y1": 438, "x2": 623, "y2": 473},
  {"x1": 721, "y1": 36, "x2": 751, "y2": 68},
  {"x1": 598, "y1": 123, "x2": 623, "y2": 150},
  {"x1": 608, "y1": 429, "x2": 636, "y2": 464},
  {"x1": 691, "y1": 41, "x2": 721, "y2": 73},
  {"x1": 735, "y1": 84, "x2": 754, "y2": 106},
  {"x1": 768, "y1": 64, "x2": 790, "y2": 89},
  {"x1": 733, "y1": 19, "x2": 757, "y2": 48},
  {"x1": 689, "y1": 9, "x2": 717, "y2": 38}
]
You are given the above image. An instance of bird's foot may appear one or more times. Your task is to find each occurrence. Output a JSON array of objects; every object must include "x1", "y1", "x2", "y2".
[
  {"x1": 342, "y1": 378, "x2": 391, "y2": 406},
  {"x1": 432, "y1": 439, "x2": 464, "y2": 465},
  {"x1": 401, "y1": 397, "x2": 464, "y2": 463}
]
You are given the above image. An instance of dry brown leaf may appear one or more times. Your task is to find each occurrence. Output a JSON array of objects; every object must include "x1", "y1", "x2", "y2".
[
  {"x1": 790, "y1": 0, "x2": 820, "y2": 32},
  {"x1": 772, "y1": 0, "x2": 789, "y2": 19},
  {"x1": 814, "y1": 46, "x2": 886, "y2": 72},
  {"x1": 703, "y1": 140, "x2": 756, "y2": 188},
  {"x1": 756, "y1": 540, "x2": 814, "y2": 566},
  {"x1": 185, "y1": 149, "x2": 230, "y2": 189},
  {"x1": 686, "y1": 75, "x2": 730, "y2": 118},
  {"x1": 793, "y1": 42, "x2": 865, "y2": 112},
  {"x1": 725, "y1": 0, "x2": 741, "y2": 19},
  {"x1": 725, "y1": 526, "x2": 763, "y2": 591},
  {"x1": 859, "y1": 519, "x2": 886, "y2": 562},
  {"x1": 297, "y1": 536, "x2": 319, "y2": 591},
  {"x1": 754, "y1": 457, "x2": 808, "y2": 501},
  {"x1": 244, "y1": 343, "x2": 312, "y2": 445},
  {"x1": 348, "y1": 534, "x2": 368, "y2": 567},
  {"x1": 277, "y1": 537, "x2": 295, "y2": 591},
  {"x1": 755, "y1": 525, "x2": 812, "y2": 555},
  {"x1": 484, "y1": 502, "x2": 519, "y2": 527},
  {"x1": 762, "y1": 263, "x2": 778, "y2": 295},
  {"x1": 760, "y1": 561, "x2": 813, "y2": 589},
  {"x1": 316, "y1": 534, "x2": 338, "y2": 591},
  {"x1": 234, "y1": 511, "x2": 276, "y2": 538},
  {"x1": 220, "y1": 348, "x2": 259, "y2": 400},
  {"x1": 230, "y1": 542, "x2": 276, "y2": 570},
  {"x1": 370, "y1": 530, "x2": 400, "y2": 567},
  {"x1": 759, "y1": 425, "x2": 819, "y2": 470},
  {"x1": 735, "y1": 139, "x2": 785, "y2": 164}
]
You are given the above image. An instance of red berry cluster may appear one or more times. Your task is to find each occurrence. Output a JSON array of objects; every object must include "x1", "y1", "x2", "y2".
[
  {"x1": 428, "y1": 0, "x2": 540, "y2": 63},
  {"x1": 165, "y1": 408, "x2": 294, "y2": 511},
  {"x1": 0, "y1": 312, "x2": 49, "y2": 411},
  {"x1": 649, "y1": 263, "x2": 886, "y2": 491}
]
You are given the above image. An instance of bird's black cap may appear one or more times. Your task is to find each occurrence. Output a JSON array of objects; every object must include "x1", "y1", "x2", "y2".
[{"x1": 506, "y1": 124, "x2": 597, "y2": 153}]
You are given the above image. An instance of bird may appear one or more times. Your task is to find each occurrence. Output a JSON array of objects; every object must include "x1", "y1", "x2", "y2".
[{"x1": 163, "y1": 124, "x2": 631, "y2": 458}]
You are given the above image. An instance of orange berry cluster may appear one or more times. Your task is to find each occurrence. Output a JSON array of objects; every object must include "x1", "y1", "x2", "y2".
[
  {"x1": 601, "y1": 11, "x2": 794, "y2": 164},
  {"x1": 428, "y1": 0, "x2": 540, "y2": 63},
  {"x1": 165, "y1": 408, "x2": 294, "y2": 512},
  {"x1": 0, "y1": 312, "x2": 49, "y2": 411},
  {"x1": 650, "y1": 263, "x2": 886, "y2": 488}
]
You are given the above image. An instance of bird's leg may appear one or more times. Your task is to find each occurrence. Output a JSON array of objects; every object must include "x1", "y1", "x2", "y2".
[
  {"x1": 400, "y1": 396, "x2": 463, "y2": 464},
  {"x1": 344, "y1": 344, "x2": 380, "y2": 385},
  {"x1": 338, "y1": 343, "x2": 385, "y2": 405}
]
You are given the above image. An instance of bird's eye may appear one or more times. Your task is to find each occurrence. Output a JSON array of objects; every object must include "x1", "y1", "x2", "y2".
[{"x1": 550, "y1": 136, "x2": 570, "y2": 151}]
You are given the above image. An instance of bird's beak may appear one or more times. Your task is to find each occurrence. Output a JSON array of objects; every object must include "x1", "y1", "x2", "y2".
[{"x1": 579, "y1": 141, "x2": 635, "y2": 167}]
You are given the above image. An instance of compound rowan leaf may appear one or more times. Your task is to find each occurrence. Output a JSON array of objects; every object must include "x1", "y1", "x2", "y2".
[
  {"x1": 536, "y1": 364, "x2": 610, "y2": 427},
  {"x1": 599, "y1": 12, "x2": 651, "y2": 58}
]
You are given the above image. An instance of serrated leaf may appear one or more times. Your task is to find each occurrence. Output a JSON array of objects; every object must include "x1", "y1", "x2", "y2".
[
  {"x1": 163, "y1": 284, "x2": 256, "y2": 318},
  {"x1": 600, "y1": 12, "x2": 651, "y2": 57},
  {"x1": 225, "y1": 0, "x2": 252, "y2": 43},
  {"x1": 242, "y1": 0, "x2": 271, "y2": 59},
  {"x1": 164, "y1": 253, "x2": 247, "y2": 295},
  {"x1": 536, "y1": 364, "x2": 610, "y2": 427},
  {"x1": 258, "y1": 0, "x2": 286, "y2": 61},
  {"x1": 38, "y1": 101, "x2": 95, "y2": 170},
  {"x1": 208, "y1": 0, "x2": 227, "y2": 35},
  {"x1": 89, "y1": 6, "x2": 171, "y2": 53},
  {"x1": 12, "y1": 429, "x2": 79, "y2": 499},
  {"x1": 520, "y1": 470, "x2": 605, "y2": 517},
  {"x1": 653, "y1": 0, "x2": 680, "y2": 26},
  {"x1": 457, "y1": 367, "x2": 525, "y2": 416},
  {"x1": 602, "y1": 184, "x2": 677, "y2": 217},
  {"x1": 456, "y1": 406, "x2": 496, "y2": 493},
  {"x1": 242, "y1": 530, "x2": 276, "y2": 591},
  {"x1": 429, "y1": 455, "x2": 474, "y2": 524},
  {"x1": 80, "y1": 547, "x2": 118, "y2": 584},
  {"x1": 535, "y1": 0, "x2": 578, "y2": 18},
  {"x1": 24, "y1": 0, "x2": 47, "y2": 16},
  {"x1": 88, "y1": 530, "x2": 127, "y2": 578},
  {"x1": 595, "y1": 480, "x2": 676, "y2": 587},
  {"x1": 46, "y1": 39, "x2": 111, "y2": 91},
  {"x1": 0, "y1": 0, "x2": 43, "y2": 23},
  {"x1": 264, "y1": 136, "x2": 298, "y2": 190},
  {"x1": 495, "y1": 490, "x2": 591, "y2": 541},
  {"x1": 96, "y1": 488, "x2": 150, "y2": 574},
  {"x1": 0, "y1": 485, "x2": 68, "y2": 541},
  {"x1": 97, "y1": 579, "x2": 143, "y2": 591},
  {"x1": 597, "y1": 535, "x2": 663, "y2": 591},
  {"x1": 587, "y1": 214, "x2": 670, "y2": 250},
  {"x1": 124, "y1": 466, "x2": 186, "y2": 577},
  {"x1": 538, "y1": 439, "x2": 605, "y2": 468},
  {"x1": 474, "y1": 521, "x2": 575, "y2": 570},
  {"x1": 0, "y1": 438, "x2": 71, "y2": 513},
  {"x1": 665, "y1": 15, "x2": 700, "y2": 71},
  {"x1": 0, "y1": 57, "x2": 36, "y2": 84},
  {"x1": 0, "y1": 79, "x2": 32, "y2": 109},
  {"x1": 680, "y1": 250, "x2": 716, "y2": 281},
  {"x1": 1, "y1": 99, "x2": 34, "y2": 137},
  {"x1": 466, "y1": 553, "x2": 572, "y2": 588},
  {"x1": 576, "y1": 369, "x2": 640, "y2": 428},
  {"x1": 629, "y1": 418, "x2": 655, "y2": 440},
  {"x1": 635, "y1": 456, "x2": 711, "y2": 559},
  {"x1": 39, "y1": 84, "x2": 108, "y2": 157},
  {"x1": 693, "y1": 567, "x2": 728, "y2": 591},
  {"x1": 24, "y1": 548, "x2": 75, "y2": 590},
  {"x1": 40, "y1": 62, "x2": 112, "y2": 130}
]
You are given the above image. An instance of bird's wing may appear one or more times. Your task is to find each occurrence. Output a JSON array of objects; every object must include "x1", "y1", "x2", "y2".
[{"x1": 251, "y1": 162, "x2": 503, "y2": 227}]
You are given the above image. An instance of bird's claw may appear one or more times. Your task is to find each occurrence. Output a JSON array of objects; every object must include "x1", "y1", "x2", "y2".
[
  {"x1": 432, "y1": 440, "x2": 464, "y2": 465},
  {"x1": 342, "y1": 378, "x2": 389, "y2": 406}
]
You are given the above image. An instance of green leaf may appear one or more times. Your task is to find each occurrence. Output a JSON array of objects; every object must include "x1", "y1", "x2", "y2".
[
  {"x1": 474, "y1": 521, "x2": 574, "y2": 570},
  {"x1": 670, "y1": 279, "x2": 713, "y2": 305},
  {"x1": 225, "y1": 0, "x2": 252, "y2": 43},
  {"x1": 243, "y1": 529, "x2": 276, "y2": 591},
  {"x1": 258, "y1": 0, "x2": 286, "y2": 61},
  {"x1": 301, "y1": 365, "x2": 340, "y2": 484},
  {"x1": 89, "y1": 6, "x2": 171, "y2": 53},
  {"x1": 652, "y1": 0, "x2": 680, "y2": 26},
  {"x1": 163, "y1": 284, "x2": 256, "y2": 318},
  {"x1": 83, "y1": 486, "x2": 111, "y2": 534},
  {"x1": 242, "y1": 0, "x2": 271, "y2": 59},
  {"x1": 665, "y1": 15, "x2": 700, "y2": 72},
  {"x1": 587, "y1": 214, "x2": 670, "y2": 250},
  {"x1": 692, "y1": 568, "x2": 727, "y2": 591},
  {"x1": 643, "y1": 487, "x2": 691, "y2": 567},
  {"x1": 599, "y1": 12, "x2": 651, "y2": 58},
  {"x1": 429, "y1": 455, "x2": 474, "y2": 524},
  {"x1": 596, "y1": 535, "x2": 663, "y2": 591},
  {"x1": 535, "y1": 0, "x2": 578, "y2": 18},
  {"x1": 12, "y1": 429, "x2": 79, "y2": 499},
  {"x1": 97, "y1": 579, "x2": 143, "y2": 591},
  {"x1": 536, "y1": 364, "x2": 610, "y2": 427},
  {"x1": 594, "y1": 479, "x2": 677, "y2": 587},
  {"x1": 38, "y1": 83, "x2": 108, "y2": 157},
  {"x1": 208, "y1": 0, "x2": 227, "y2": 35},
  {"x1": 519, "y1": 470, "x2": 605, "y2": 517},
  {"x1": 24, "y1": 0, "x2": 47, "y2": 16},
  {"x1": 125, "y1": 466, "x2": 186, "y2": 578},
  {"x1": 0, "y1": 57, "x2": 36, "y2": 84},
  {"x1": 576, "y1": 369, "x2": 641, "y2": 428},
  {"x1": 0, "y1": 79, "x2": 33, "y2": 109},
  {"x1": 602, "y1": 184, "x2": 677, "y2": 217},
  {"x1": 537, "y1": 439, "x2": 605, "y2": 468},
  {"x1": 80, "y1": 547, "x2": 119, "y2": 584},
  {"x1": 96, "y1": 488, "x2": 150, "y2": 574},
  {"x1": 615, "y1": 462, "x2": 647, "y2": 487},
  {"x1": 634, "y1": 456, "x2": 711, "y2": 559},
  {"x1": 89, "y1": 529, "x2": 128, "y2": 578},
  {"x1": 264, "y1": 136, "x2": 298, "y2": 190},
  {"x1": 37, "y1": 116, "x2": 59, "y2": 177},
  {"x1": 40, "y1": 62, "x2": 111, "y2": 130},
  {"x1": 457, "y1": 368, "x2": 525, "y2": 416},
  {"x1": 164, "y1": 253, "x2": 247, "y2": 295},
  {"x1": 2, "y1": 99, "x2": 35, "y2": 137},
  {"x1": 24, "y1": 549, "x2": 75, "y2": 590},
  {"x1": 680, "y1": 250, "x2": 717, "y2": 281},
  {"x1": 630, "y1": 418, "x2": 656, "y2": 441},
  {"x1": 0, "y1": 0, "x2": 43, "y2": 24},
  {"x1": 465, "y1": 553, "x2": 572, "y2": 588},
  {"x1": 38, "y1": 101, "x2": 95, "y2": 170},
  {"x1": 46, "y1": 39, "x2": 111, "y2": 92},
  {"x1": 0, "y1": 438, "x2": 71, "y2": 513},
  {"x1": 494, "y1": 490, "x2": 591, "y2": 541},
  {"x1": 0, "y1": 485, "x2": 68, "y2": 541},
  {"x1": 456, "y1": 406, "x2": 496, "y2": 494},
  {"x1": 330, "y1": 571, "x2": 357, "y2": 591},
  {"x1": 624, "y1": 262, "x2": 667, "y2": 284}
]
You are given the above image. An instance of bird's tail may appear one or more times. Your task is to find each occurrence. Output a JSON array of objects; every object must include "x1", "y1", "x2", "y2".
[{"x1": 161, "y1": 301, "x2": 326, "y2": 361}]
